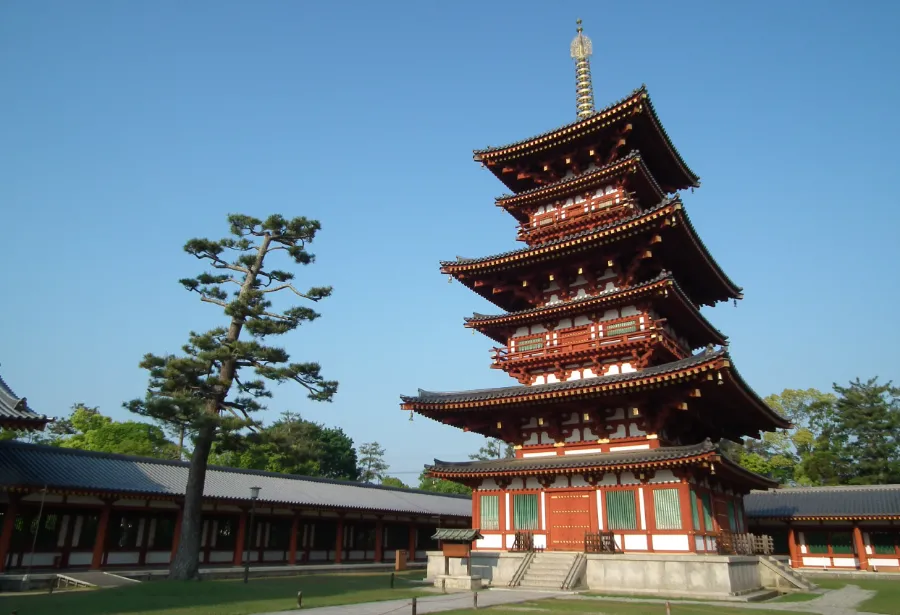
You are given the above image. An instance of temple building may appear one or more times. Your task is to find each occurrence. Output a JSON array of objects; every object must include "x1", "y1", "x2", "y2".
[
  {"x1": 402, "y1": 21, "x2": 789, "y2": 556},
  {"x1": 0, "y1": 372, "x2": 49, "y2": 432}
]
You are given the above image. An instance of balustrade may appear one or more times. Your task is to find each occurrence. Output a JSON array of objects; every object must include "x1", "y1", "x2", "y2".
[
  {"x1": 716, "y1": 530, "x2": 775, "y2": 555},
  {"x1": 517, "y1": 193, "x2": 635, "y2": 242}
]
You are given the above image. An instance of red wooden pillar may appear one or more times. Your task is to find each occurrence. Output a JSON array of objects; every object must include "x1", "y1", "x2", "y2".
[
  {"x1": 853, "y1": 524, "x2": 869, "y2": 571},
  {"x1": 137, "y1": 515, "x2": 151, "y2": 566},
  {"x1": 91, "y1": 502, "x2": 113, "y2": 570},
  {"x1": 170, "y1": 504, "x2": 184, "y2": 562},
  {"x1": 334, "y1": 517, "x2": 344, "y2": 564},
  {"x1": 0, "y1": 495, "x2": 20, "y2": 573},
  {"x1": 374, "y1": 518, "x2": 384, "y2": 563},
  {"x1": 288, "y1": 513, "x2": 300, "y2": 565},
  {"x1": 407, "y1": 523, "x2": 416, "y2": 562},
  {"x1": 233, "y1": 509, "x2": 248, "y2": 566},
  {"x1": 678, "y1": 482, "x2": 696, "y2": 552},
  {"x1": 787, "y1": 524, "x2": 800, "y2": 568}
]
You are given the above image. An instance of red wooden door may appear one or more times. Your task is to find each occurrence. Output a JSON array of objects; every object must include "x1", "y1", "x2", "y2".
[
  {"x1": 713, "y1": 497, "x2": 731, "y2": 531},
  {"x1": 547, "y1": 492, "x2": 592, "y2": 551}
]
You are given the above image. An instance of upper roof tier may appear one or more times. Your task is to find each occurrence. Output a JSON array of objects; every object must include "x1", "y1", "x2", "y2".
[
  {"x1": 0, "y1": 372, "x2": 49, "y2": 431},
  {"x1": 442, "y1": 198, "x2": 742, "y2": 311},
  {"x1": 496, "y1": 151, "x2": 666, "y2": 223},
  {"x1": 465, "y1": 271, "x2": 727, "y2": 349},
  {"x1": 473, "y1": 86, "x2": 699, "y2": 194}
]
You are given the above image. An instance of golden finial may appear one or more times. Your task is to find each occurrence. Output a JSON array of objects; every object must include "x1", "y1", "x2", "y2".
[{"x1": 570, "y1": 18, "x2": 595, "y2": 120}]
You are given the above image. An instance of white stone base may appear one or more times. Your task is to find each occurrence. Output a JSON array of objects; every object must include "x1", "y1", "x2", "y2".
[{"x1": 433, "y1": 574, "x2": 484, "y2": 590}]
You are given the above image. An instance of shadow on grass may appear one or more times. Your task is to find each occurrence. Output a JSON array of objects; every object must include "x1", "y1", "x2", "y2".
[{"x1": 0, "y1": 570, "x2": 427, "y2": 615}]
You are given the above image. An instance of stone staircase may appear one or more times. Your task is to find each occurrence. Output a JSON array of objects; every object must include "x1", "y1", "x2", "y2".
[
  {"x1": 761, "y1": 556, "x2": 817, "y2": 591},
  {"x1": 516, "y1": 552, "x2": 584, "y2": 590}
]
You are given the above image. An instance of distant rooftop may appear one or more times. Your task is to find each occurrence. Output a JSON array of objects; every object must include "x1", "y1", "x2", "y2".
[{"x1": 745, "y1": 484, "x2": 900, "y2": 519}]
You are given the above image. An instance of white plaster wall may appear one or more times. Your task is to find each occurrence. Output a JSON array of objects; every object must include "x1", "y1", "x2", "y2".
[
  {"x1": 802, "y1": 557, "x2": 831, "y2": 567},
  {"x1": 599, "y1": 475, "x2": 618, "y2": 486},
  {"x1": 649, "y1": 470, "x2": 678, "y2": 483},
  {"x1": 106, "y1": 552, "x2": 140, "y2": 565},
  {"x1": 624, "y1": 535, "x2": 648, "y2": 550},
  {"x1": 621, "y1": 305, "x2": 640, "y2": 317},
  {"x1": 209, "y1": 551, "x2": 233, "y2": 563},
  {"x1": 608, "y1": 408, "x2": 625, "y2": 420},
  {"x1": 69, "y1": 552, "x2": 93, "y2": 566},
  {"x1": 609, "y1": 424, "x2": 627, "y2": 438},
  {"x1": 629, "y1": 423, "x2": 647, "y2": 437},
  {"x1": 610, "y1": 444, "x2": 651, "y2": 452},
  {"x1": 523, "y1": 451, "x2": 556, "y2": 459},
  {"x1": 565, "y1": 429, "x2": 581, "y2": 442},
  {"x1": 19, "y1": 553, "x2": 59, "y2": 567},
  {"x1": 524, "y1": 477, "x2": 542, "y2": 489},
  {"x1": 832, "y1": 557, "x2": 858, "y2": 567},
  {"x1": 870, "y1": 557, "x2": 900, "y2": 567},
  {"x1": 476, "y1": 534, "x2": 503, "y2": 549},
  {"x1": 549, "y1": 476, "x2": 568, "y2": 489},
  {"x1": 146, "y1": 551, "x2": 171, "y2": 565},
  {"x1": 566, "y1": 448, "x2": 603, "y2": 456},
  {"x1": 652, "y1": 534, "x2": 690, "y2": 551}
]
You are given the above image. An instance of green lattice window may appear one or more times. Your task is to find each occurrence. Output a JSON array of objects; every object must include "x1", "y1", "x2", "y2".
[
  {"x1": 690, "y1": 491, "x2": 700, "y2": 530},
  {"x1": 604, "y1": 321, "x2": 638, "y2": 337},
  {"x1": 606, "y1": 490, "x2": 637, "y2": 530},
  {"x1": 513, "y1": 494, "x2": 539, "y2": 530},
  {"x1": 653, "y1": 489, "x2": 682, "y2": 530},
  {"x1": 870, "y1": 532, "x2": 899, "y2": 555},
  {"x1": 726, "y1": 501, "x2": 737, "y2": 531},
  {"x1": 831, "y1": 532, "x2": 853, "y2": 554},
  {"x1": 804, "y1": 531, "x2": 828, "y2": 554},
  {"x1": 516, "y1": 338, "x2": 545, "y2": 352},
  {"x1": 700, "y1": 493, "x2": 714, "y2": 531},
  {"x1": 480, "y1": 495, "x2": 500, "y2": 530}
]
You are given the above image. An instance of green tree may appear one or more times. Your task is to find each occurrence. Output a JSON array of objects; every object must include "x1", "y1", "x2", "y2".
[
  {"x1": 830, "y1": 377, "x2": 900, "y2": 484},
  {"x1": 380, "y1": 477, "x2": 408, "y2": 489},
  {"x1": 210, "y1": 411, "x2": 358, "y2": 480},
  {"x1": 417, "y1": 469, "x2": 471, "y2": 495},
  {"x1": 469, "y1": 437, "x2": 515, "y2": 461},
  {"x1": 126, "y1": 214, "x2": 337, "y2": 580},
  {"x1": 358, "y1": 441, "x2": 389, "y2": 483}
]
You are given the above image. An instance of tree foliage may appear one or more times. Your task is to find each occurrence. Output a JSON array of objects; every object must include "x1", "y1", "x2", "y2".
[
  {"x1": 469, "y1": 437, "x2": 515, "y2": 461},
  {"x1": 126, "y1": 213, "x2": 337, "y2": 580},
  {"x1": 380, "y1": 477, "x2": 409, "y2": 489},
  {"x1": 733, "y1": 379, "x2": 900, "y2": 486},
  {"x1": 209, "y1": 411, "x2": 358, "y2": 480},
  {"x1": 417, "y1": 469, "x2": 471, "y2": 495},
  {"x1": 2, "y1": 404, "x2": 180, "y2": 459},
  {"x1": 358, "y1": 441, "x2": 389, "y2": 483}
]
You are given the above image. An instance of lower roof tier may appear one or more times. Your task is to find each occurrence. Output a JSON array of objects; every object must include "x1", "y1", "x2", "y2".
[
  {"x1": 401, "y1": 348, "x2": 790, "y2": 442},
  {"x1": 427, "y1": 438, "x2": 776, "y2": 492},
  {"x1": 0, "y1": 372, "x2": 50, "y2": 432},
  {"x1": 442, "y1": 198, "x2": 741, "y2": 311}
]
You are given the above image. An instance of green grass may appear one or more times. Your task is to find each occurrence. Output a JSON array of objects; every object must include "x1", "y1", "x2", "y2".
[
  {"x1": 438, "y1": 598, "x2": 817, "y2": 615},
  {"x1": 823, "y1": 579, "x2": 900, "y2": 615},
  {"x1": 0, "y1": 570, "x2": 429, "y2": 615}
]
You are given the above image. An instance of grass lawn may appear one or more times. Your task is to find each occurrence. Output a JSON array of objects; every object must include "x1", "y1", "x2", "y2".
[
  {"x1": 0, "y1": 570, "x2": 429, "y2": 615},
  {"x1": 811, "y1": 579, "x2": 900, "y2": 615},
  {"x1": 438, "y1": 598, "x2": 818, "y2": 615}
]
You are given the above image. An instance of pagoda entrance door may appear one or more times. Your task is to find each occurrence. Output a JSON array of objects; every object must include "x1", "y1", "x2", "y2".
[{"x1": 547, "y1": 491, "x2": 592, "y2": 551}]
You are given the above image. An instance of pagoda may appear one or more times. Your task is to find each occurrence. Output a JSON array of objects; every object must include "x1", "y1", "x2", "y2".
[{"x1": 401, "y1": 21, "x2": 788, "y2": 554}]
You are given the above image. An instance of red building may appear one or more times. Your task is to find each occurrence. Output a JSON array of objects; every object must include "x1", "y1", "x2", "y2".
[{"x1": 402, "y1": 22, "x2": 788, "y2": 555}]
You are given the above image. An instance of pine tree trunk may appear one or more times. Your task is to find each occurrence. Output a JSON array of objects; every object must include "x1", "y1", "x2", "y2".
[{"x1": 168, "y1": 421, "x2": 216, "y2": 580}]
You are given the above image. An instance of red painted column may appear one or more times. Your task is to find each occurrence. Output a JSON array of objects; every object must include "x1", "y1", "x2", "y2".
[
  {"x1": 91, "y1": 502, "x2": 113, "y2": 570},
  {"x1": 288, "y1": 513, "x2": 300, "y2": 565},
  {"x1": 407, "y1": 523, "x2": 417, "y2": 562},
  {"x1": 787, "y1": 524, "x2": 801, "y2": 568},
  {"x1": 170, "y1": 505, "x2": 184, "y2": 562},
  {"x1": 678, "y1": 482, "x2": 696, "y2": 552},
  {"x1": 233, "y1": 510, "x2": 248, "y2": 566},
  {"x1": 374, "y1": 518, "x2": 384, "y2": 563},
  {"x1": 334, "y1": 517, "x2": 344, "y2": 564},
  {"x1": 0, "y1": 496, "x2": 21, "y2": 573},
  {"x1": 853, "y1": 524, "x2": 869, "y2": 571}
]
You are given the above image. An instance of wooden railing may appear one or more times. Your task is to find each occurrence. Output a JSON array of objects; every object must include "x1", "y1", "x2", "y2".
[
  {"x1": 493, "y1": 317, "x2": 687, "y2": 366},
  {"x1": 717, "y1": 531, "x2": 775, "y2": 556},
  {"x1": 584, "y1": 532, "x2": 618, "y2": 553},
  {"x1": 517, "y1": 194, "x2": 634, "y2": 242},
  {"x1": 509, "y1": 531, "x2": 543, "y2": 553}
]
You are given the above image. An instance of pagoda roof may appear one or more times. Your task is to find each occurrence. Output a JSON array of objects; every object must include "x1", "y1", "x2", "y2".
[
  {"x1": 495, "y1": 150, "x2": 665, "y2": 214},
  {"x1": 427, "y1": 439, "x2": 777, "y2": 490},
  {"x1": 464, "y1": 271, "x2": 727, "y2": 349},
  {"x1": 0, "y1": 372, "x2": 49, "y2": 431},
  {"x1": 442, "y1": 198, "x2": 742, "y2": 308},
  {"x1": 474, "y1": 86, "x2": 699, "y2": 194},
  {"x1": 401, "y1": 349, "x2": 790, "y2": 437}
]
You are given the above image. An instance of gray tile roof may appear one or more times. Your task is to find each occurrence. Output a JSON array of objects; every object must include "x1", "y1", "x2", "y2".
[
  {"x1": 0, "y1": 373, "x2": 49, "y2": 429},
  {"x1": 432, "y1": 528, "x2": 483, "y2": 542},
  {"x1": 402, "y1": 349, "x2": 726, "y2": 405},
  {"x1": 0, "y1": 441, "x2": 471, "y2": 517},
  {"x1": 745, "y1": 484, "x2": 900, "y2": 519},
  {"x1": 428, "y1": 440, "x2": 717, "y2": 475}
]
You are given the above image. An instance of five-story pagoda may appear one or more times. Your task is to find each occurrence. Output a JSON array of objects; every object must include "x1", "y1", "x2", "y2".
[{"x1": 402, "y1": 21, "x2": 787, "y2": 554}]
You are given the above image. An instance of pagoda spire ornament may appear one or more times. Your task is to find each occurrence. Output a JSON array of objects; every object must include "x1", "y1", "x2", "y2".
[{"x1": 570, "y1": 19, "x2": 595, "y2": 120}]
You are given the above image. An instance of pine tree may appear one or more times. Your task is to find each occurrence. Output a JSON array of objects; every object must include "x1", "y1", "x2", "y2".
[
  {"x1": 469, "y1": 437, "x2": 515, "y2": 461},
  {"x1": 831, "y1": 377, "x2": 900, "y2": 484},
  {"x1": 358, "y1": 441, "x2": 389, "y2": 483},
  {"x1": 125, "y1": 214, "x2": 337, "y2": 580}
]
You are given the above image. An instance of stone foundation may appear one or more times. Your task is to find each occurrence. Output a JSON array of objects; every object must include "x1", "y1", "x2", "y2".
[
  {"x1": 433, "y1": 574, "x2": 484, "y2": 590},
  {"x1": 426, "y1": 551, "x2": 526, "y2": 586}
]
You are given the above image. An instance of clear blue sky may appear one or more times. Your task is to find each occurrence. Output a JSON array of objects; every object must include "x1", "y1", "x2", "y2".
[{"x1": 2, "y1": 1, "x2": 899, "y2": 482}]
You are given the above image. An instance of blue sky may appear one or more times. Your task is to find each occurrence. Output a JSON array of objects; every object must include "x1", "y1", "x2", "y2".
[{"x1": 2, "y1": 1, "x2": 899, "y2": 482}]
